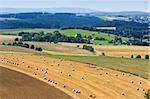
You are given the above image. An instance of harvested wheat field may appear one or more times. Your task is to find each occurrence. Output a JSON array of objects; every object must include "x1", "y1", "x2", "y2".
[
  {"x1": 0, "y1": 35, "x2": 21, "y2": 43},
  {"x1": 60, "y1": 43, "x2": 150, "y2": 58},
  {"x1": 0, "y1": 53, "x2": 150, "y2": 99},
  {"x1": 0, "y1": 66, "x2": 72, "y2": 99}
]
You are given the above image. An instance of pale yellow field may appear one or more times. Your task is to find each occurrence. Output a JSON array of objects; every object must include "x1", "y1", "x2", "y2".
[
  {"x1": 0, "y1": 35, "x2": 21, "y2": 43},
  {"x1": 60, "y1": 43, "x2": 150, "y2": 58},
  {"x1": 24, "y1": 42, "x2": 93, "y2": 55},
  {"x1": 0, "y1": 53, "x2": 149, "y2": 99}
]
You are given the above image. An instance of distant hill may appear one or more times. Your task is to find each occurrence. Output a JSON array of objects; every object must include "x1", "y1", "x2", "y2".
[
  {"x1": 90, "y1": 11, "x2": 150, "y2": 16},
  {"x1": 0, "y1": 8, "x2": 149, "y2": 16},
  {"x1": 0, "y1": 8, "x2": 97, "y2": 14}
]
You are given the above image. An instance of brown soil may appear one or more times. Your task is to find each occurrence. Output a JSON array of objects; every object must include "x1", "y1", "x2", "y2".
[{"x1": 0, "y1": 66, "x2": 72, "y2": 99}]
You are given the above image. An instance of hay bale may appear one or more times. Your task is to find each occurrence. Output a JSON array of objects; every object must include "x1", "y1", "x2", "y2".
[
  {"x1": 131, "y1": 81, "x2": 134, "y2": 83},
  {"x1": 121, "y1": 92, "x2": 125, "y2": 96},
  {"x1": 142, "y1": 89, "x2": 145, "y2": 91},
  {"x1": 68, "y1": 74, "x2": 71, "y2": 77},
  {"x1": 122, "y1": 73, "x2": 125, "y2": 76},
  {"x1": 45, "y1": 71, "x2": 48, "y2": 74},
  {"x1": 72, "y1": 89, "x2": 76, "y2": 92},
  {"x1": 92, "y1": 95, "x2": 96, "y2": 98},
  {"x1": 106, "y1": 73, "x2": 108, "y2": 75},
  {"x1": 137, "y1": 88, "x2": 139, "y2": 91},
  {"x1": 76, "y1": 90, "x2": 81, "y2": 93},
  {"x1": 89, "y1": 95, "x2": 96, "y2": 98},
  {"x1": 81, "y1": 77, "x2": 84, "y2": 79},
  {"x1": 63, "y1": 85, "x2": 66, "y2": 88},
  {"x1": 139, "y1": 82, "x2": 142, "y2": 84},
  {"x1": 44, "y1": 78, "x2": 47, "y2": 80},
  {"x1": 55, "y1": 82, "x2": 57, "y2": 85},
  {"x1": 34, "y1": 73, "x2": 37, "y2": 75},
  {"x1": 90, "y1": 95, "x2": 93, "y2": 97}
]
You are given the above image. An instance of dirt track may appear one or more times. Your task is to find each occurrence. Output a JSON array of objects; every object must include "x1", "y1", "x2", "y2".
[
  {"x1": 0, "y1": 66, "x2": 72, "y2": 99},
  {"x1": 0, "y1": 53, "x2": 150, "y2": 99}
]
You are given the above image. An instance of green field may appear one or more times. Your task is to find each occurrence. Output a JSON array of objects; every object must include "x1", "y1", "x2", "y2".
[
  {"x1": 0, "y1": 29, "x2": 130, "y2": 45},
  {"x1": 35, "y1": 52, "x2": 149, "y2": 80}
]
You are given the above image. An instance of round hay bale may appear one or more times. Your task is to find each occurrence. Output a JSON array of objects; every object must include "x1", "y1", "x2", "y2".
[
  {"x1": 34, "y1": 73, "x2": 37, "y2": 75},
  {"x1": 45, "y1": 71, "x2": 48, "y2": 74},
  {"x1": 81, "y1": 77, "x2": 84, "y2": 79},
  {"x1": 106, "y1": 73, "x2": 108, "y2": 75},
  {"x1": 55, "y1": 82, "x2": 57, "y2": 85},
  {"x1": 131, "y1": 81, "x2": 134, "y2": 83},
  {"x1": 60, "y1": 71, "x2": 63, "y2": 73},
  {"x1": 137, "y1": 88, "x2": 139, "y2": 91},
  {"x1": 90, "y1": 95, "x2": 93, "y2": 97},
  {"x1": 72, "y1": 89, "x2": 76, "y2": 92},
  {"x1": 139, "y1": 82, "x2": 142, "y2": 84},
  {"x1": 92, "y1": 95, "x2": 96, "y2": 98},
  {"x1": 68, "y1": 74, "x2": 71, "y2": 77},
  {"x1": 42, "y1": 69, "x2": 44, "y2": 72},
  {"x1": 122, "y1": 73, "x2": 125, "y2": 76},
  {"x1": 121, "y1": 92, "x2": 125, "y2": 96},
  {"x1": 142, "y1": 89, "x2": 145, "y2": 91},
  {"x1": 76, "y1": 90, "x2": 81, "y2": 94},
  {"x1": 44, "y1": 78, "x2": 47, "y2": 80},
  {"x1": 63, "y1": 85, "x2": 66, "y2": 88}
]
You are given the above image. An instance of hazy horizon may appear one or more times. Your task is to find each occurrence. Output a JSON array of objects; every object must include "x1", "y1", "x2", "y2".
[{"x1": 0, "y1": 0, "x2": 149, "y2": 12}]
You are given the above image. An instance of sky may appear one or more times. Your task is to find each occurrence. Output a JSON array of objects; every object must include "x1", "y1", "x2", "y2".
[{"x1": 0, "y1": 0, "x2": 149, "y2": 12}]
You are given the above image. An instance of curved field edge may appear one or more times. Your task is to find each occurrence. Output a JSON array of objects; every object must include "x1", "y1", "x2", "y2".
[
  {"x1": 0, "y1": 53, "x2": 149, "y2": 99},
  {"x1": 34, "y1": 52, "x2": 150, "y2": 80},
  {"x1": 0, "y1": 66, "x2": 72, "y2": 99},
  {"x1": 0, "y1": 64, "x2": 74, "y2": 99}
]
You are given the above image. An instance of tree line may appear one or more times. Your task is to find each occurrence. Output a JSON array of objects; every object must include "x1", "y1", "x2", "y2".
[
  {"x1": 1, "y1": 42, "x2": 43, "y2": 52},
  {"x1": 18, "y1": 31, "x2": 92, "y2": 44}
]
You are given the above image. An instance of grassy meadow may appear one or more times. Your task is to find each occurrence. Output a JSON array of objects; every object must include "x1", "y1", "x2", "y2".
[{"x1": 0, "y1": 28, "x2": 131, "y2": 45}]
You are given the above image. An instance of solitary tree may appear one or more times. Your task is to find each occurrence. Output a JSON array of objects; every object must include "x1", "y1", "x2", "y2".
[
  {"x1": 2, "y1": 42, "x2": 5, "y2": 45},
  {"x1": 102, "y1": 52, "x2": 105, "y2": 56},
  {"x1": 145, "y1": 54, "x2": 149, "y2": 60},
  {"x1": 131, "y1": 55, "x2": 134, "y2": 58}
]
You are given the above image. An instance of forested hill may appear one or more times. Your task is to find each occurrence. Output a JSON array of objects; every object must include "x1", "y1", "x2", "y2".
[{"x1": 0, "y1": 13, "x2": 104, "y2": 29}]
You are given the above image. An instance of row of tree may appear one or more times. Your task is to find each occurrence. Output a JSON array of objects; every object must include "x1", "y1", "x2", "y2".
[
  {"x1": 1, "y1": 42, "x2": 43, "y2": 52},
  {"x1": 18, "y1": 31, "x2": 92, "y2": 44},
  {"x1": 131, "y1": 54, "x2": 149, "y2": 59}
]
